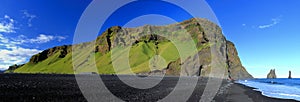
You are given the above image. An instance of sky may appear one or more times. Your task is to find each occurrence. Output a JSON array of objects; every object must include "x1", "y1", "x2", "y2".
[
  {"x1": 208, "y1": 0, "x2": 300, "y2": 78},
  {"x1": 0, "y1": 0, "x2": 299, "y2": 78}
]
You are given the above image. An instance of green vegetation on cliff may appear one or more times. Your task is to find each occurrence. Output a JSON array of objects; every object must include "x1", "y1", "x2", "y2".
[{"x1": 9, "y1": 18, "x2": 253, "y2": 79}]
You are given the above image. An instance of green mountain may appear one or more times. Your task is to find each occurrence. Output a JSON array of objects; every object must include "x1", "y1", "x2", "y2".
[{"x1": 8, "y1": 18, "x2": 253, "y2": 79}]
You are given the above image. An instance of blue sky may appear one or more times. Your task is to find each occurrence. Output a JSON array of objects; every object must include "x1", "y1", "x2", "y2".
[
  {"x1": 209, "y1": 0, "x2": 300, "y2": 78},
  {"x1": 0, "y1": 0, "x2": 299, "y2": 78}
]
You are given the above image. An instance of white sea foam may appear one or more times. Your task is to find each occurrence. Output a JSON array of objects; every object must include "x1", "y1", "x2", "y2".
[{"x1": 238, "y1": 78, "x2": 300, "y2": 101}]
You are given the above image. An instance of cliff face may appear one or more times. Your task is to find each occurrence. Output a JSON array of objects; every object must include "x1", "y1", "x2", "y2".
[
  {"x1": 267, "y1": 69, "x2": 277, "y2": 79},
  {"x1": 11, "y1": 18, "x2": 253, "y2": 79},
  {"x1": 164, "y1": 41, "x2": 253, "y2": 79},
  {"x1": 226, "y1": 41, "x2": 253, "y2": 79}
]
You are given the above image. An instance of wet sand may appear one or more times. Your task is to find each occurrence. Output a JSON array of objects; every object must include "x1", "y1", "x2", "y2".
[
  {"x1": 225, "y1": 83, "x2": 298, "y2": 102},
  {"x1": 0, "y1": 74, "x2": 297, "y2": 102}
]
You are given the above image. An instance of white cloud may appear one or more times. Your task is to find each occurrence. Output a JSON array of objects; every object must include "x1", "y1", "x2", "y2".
[
  {"x1": 0, "y1": 15, "x2": 16, "y2": 33},
  {"x1": 22, "y1": 10, "x2": 36, "y2": 27},
  {"x1": 0, "y1": 47, "x2": 40, "y2": 63},
  {"x1": 0, "y1": 34, "x2": 9, "y2": 43},
  {"x1": 0, "y1": 34, "x2": 41, "y2": 69},
  {"x1": 258, "y1": 17, "x2": 281, "y2": 29},
  {"x1": 242, "y1": 24, "x2": 246, "y2": 26},
  {"x1": 18, "y1": 34, "x2": 66, "y2": 44},
  {"x1": 56, "y1": 36, "x2": 67, "y2": 42},
  {"x1": 10, "y1": 34, "x2": 67, "y2": 44},
  {"x1": 30, "y1": 34, "x2": 54, "y2": 43},
  {"x1": 0, "y1": 64, "x2": 11, "y2": 70},
  {"x1": 0, "y1": 33, "x2": 67, "y2": 69}
]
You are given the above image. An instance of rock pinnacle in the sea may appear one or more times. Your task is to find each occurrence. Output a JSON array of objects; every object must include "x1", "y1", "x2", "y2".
[
  {"x1": 267, "y1": 69, "x2": 277, "y2": 79},
  {"x1": 288, "y1": 70, "x2": 292, "y2": 79}
]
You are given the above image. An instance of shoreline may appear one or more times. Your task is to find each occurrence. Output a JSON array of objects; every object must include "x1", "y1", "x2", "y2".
[{"x1": 225, "y1": 82, "x2": 298, "y2": 102}]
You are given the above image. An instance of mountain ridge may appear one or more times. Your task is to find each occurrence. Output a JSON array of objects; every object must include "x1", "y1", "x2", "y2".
[{"x1": 7, "y1": 18, "x2": 253, "y2": 79}]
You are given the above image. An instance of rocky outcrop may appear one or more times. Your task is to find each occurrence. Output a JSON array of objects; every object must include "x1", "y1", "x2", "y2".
[
  {"x1": 5, "y1": 64, "x2": 25, "y2": 73},
  {"x1": 29, "y1": 45, "x2": 71, "y2": 63},
  {"x1": 267, "y1": 69, "x2": 277, "y2": 79},
  {"x1": 288, "y1": 70, "x2": 292, "y2": 79},
  {"x1": 95, "y1": 26, "x2": 121, "y2": 54},
  {"x1": 139, "y1": 69, "x2": 167, "y2": 76}
]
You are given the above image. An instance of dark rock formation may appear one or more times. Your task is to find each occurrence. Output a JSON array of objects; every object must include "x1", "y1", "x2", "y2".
[
  {"x1": 267, "y1": 69, "x2": 277, "y2": 79},
  {"x1": 29, "y1": 45, "x2": 71, "y2": 63},
  {"x1": 5, "y1": 64, "x2": 25, "y2": 73},
  {"x1": 288, "y1": 70, "x2": 292, "y2": 79},
  {"x1": 95, "y1": 26, "x2": 121, "y2": 54}
]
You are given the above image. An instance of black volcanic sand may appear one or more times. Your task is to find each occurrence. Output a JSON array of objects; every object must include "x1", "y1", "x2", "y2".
[
  {"x1": 0, "y1": 74, "x2": 297, "y2": 102},
  {"x1": 0, "y1": 74, "x2": 85, "y2": 102}
]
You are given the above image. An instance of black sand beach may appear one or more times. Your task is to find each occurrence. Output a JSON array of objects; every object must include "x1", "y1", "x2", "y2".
[
  {"x1": 226, "y1": 83, "x2": 298, "y2": 102},
  {"x1": 0, "y1": 74, "x2": 297, "y2": 102}
]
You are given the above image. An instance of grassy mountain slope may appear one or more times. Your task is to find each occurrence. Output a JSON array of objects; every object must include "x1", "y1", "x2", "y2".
[{"x1": 10, "y1": 18, "x2": 253, "y2": 79}]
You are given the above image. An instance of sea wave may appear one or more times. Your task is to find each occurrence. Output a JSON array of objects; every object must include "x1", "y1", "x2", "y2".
[{"x1": 238, "y1": 78, "x2": 300, "y2": 101}]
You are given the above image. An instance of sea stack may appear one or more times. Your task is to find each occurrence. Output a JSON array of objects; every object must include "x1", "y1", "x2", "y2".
[
  {"x1": 288, "y1": 70, "x2": 292, "y2": 79},
  {"x1": 267, "y1": 69, "x2": 277, "y2": 79}
]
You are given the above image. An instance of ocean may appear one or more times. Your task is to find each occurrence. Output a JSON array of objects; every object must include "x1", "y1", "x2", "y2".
[{"x1": 238, "y1": 78, "x2": 300, "y2": 101}]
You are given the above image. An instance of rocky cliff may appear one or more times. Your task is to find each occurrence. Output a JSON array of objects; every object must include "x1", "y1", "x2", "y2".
[
  {"x1": 10, "y1": 18, "x2": 253, "y2": 79},
  {"x1": 226, "y1": 41, "x2": 253, "y2": 79},
  {"x1": 267, "y1": 69, "x2": 277, "y2": 79}
]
